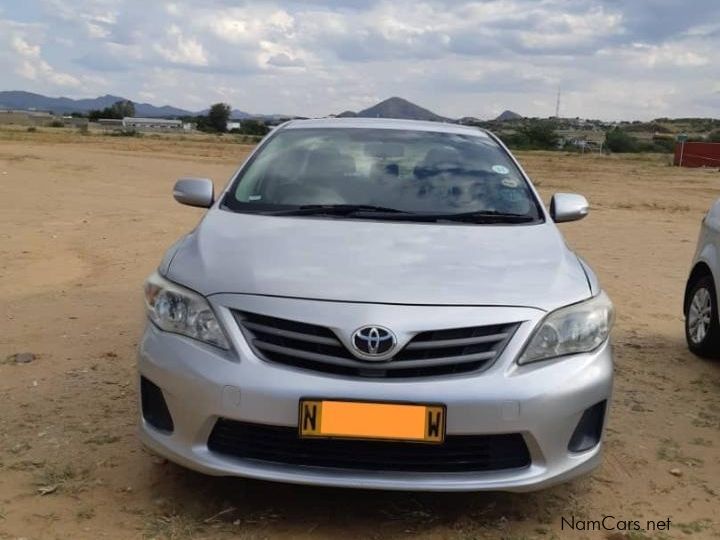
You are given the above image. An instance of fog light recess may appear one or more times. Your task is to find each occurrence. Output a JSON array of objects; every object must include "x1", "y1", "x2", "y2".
[
  {"x1": 140, "y1": 376, "x2": 175, "y2": 433},
  {"x1": 568, "y1": 400, "x2": 606, "y2": 453}
]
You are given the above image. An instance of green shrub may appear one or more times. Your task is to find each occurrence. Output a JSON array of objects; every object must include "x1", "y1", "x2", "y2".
[
  {"x1": 605, "y1": 128, "x2": 640, "y2": 152},
  {"x1": 651, "y1": 137, "x2": 676, "y2": 153},
  {"x1": 500, "y1": 120, "x2": 560, "y2": 150}
]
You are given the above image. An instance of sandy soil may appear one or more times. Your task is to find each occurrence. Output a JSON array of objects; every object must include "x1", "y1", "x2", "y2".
[{"x1": 0, "y1": 130, "x2": 718, "y2": 540}]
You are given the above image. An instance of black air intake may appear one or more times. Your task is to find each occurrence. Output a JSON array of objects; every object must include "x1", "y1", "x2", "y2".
[
  {"x1": 568, "y1": 400, "x2": 607, "y2": 452},
  {"x1": 207, "y1": 419, "x2": 531, "y2": 473},
  {"x1": 140, "y1": 377, "x2": 174, "y2": 433}
]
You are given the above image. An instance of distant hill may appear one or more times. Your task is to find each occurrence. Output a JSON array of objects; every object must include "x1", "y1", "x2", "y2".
[
  {"x1": 1, "y1": 90, "x2": 503, "y2": 124},
  {"x1": 495, "y1": 110, "x2": 523, "y2": 121},
  {"x1": 0, "y1": 91, "x2": 297, "y2": 120},
  {"x1": 354, "y1": 97, "x2": 449, "y2": 122},
  {"x1": 0, "y1": 91, "x2": 192, "y2": 117}
]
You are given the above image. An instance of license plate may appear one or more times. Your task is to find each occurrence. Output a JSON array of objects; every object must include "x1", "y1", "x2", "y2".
[{"x1": 299, "y1": 399, "x2": 445, "y2": 443}]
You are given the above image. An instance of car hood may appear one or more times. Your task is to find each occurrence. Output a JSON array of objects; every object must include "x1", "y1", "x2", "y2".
[{"x1": 166, "y1": 210, "x2": 591, "y2": 311}]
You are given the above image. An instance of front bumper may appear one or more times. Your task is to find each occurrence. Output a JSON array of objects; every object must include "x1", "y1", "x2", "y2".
[{"x1": 138, "y1": 296, "x2": 613, "y2": 492}]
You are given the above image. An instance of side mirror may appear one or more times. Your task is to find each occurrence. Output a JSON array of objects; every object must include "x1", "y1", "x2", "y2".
[
  {"x1": 173, "y1": 178, "x2": 214, "y2": 208},
  {"x1": 550, "y1": 193, "x2": 589, "y2": 223}
]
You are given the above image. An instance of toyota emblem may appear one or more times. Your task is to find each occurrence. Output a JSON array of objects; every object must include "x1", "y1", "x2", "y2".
[{"x1": 351, "y1": 326, "x2": 396, "y2": 357}]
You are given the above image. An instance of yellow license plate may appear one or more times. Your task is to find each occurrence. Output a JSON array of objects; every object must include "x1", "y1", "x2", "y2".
[{"x1": 299, "y1": 399, "x2": 445, "y2": 443}]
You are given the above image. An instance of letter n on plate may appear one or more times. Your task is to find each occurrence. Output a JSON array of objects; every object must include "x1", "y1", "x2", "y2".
[{"x1": 300, "y1": 400, "x2": 322, "y2": 436}]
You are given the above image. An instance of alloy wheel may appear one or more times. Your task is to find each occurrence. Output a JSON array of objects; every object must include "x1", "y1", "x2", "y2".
[{"x1": 688, "y1": 287, "x2": 712, "y2": 344}]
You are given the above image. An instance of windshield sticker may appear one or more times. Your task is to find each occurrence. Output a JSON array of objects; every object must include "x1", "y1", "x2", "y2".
[
  {"x1": 248, "y1": 195, "x2": 262, "y2": 201},
  {"x1": 501, "y1": 177, "x2": 519, "y2": 188},
  {"x1": 492, "y1": 165, "x2": 510, "y2": 175}
]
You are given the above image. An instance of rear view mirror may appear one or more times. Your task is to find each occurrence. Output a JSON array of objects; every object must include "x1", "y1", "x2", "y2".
[
  {"x1": 173, "y1": 178, "x2": 214, "y2": 208},
  {"x1": 550, "y1": 193, "x2": 589, "y2": 223}
]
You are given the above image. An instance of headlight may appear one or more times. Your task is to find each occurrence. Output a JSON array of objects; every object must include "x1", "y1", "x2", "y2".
[
  {"x1": 518, "y1": 291, "x2": 614, "y2": 365},
  {"x1": 144, "y1": 271, "x2": 230, "y2": 349}
]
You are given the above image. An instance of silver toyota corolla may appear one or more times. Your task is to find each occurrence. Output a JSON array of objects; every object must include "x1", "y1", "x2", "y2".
[
  {"x1": 138, "y1": 118, "x2": 614, "y2": 492},
  {"x1": 685, "y1": 198, "x2": 720, "y2": 356}
]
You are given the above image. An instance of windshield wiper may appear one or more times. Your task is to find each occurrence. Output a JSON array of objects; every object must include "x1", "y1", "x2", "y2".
[
  {"x1": 426, "y1": 210, "x2": 536, "y2": 223},
  {"x1": 266, "y1": 204, "x2": 411, "y2": 216},
  {"x1": 347, "y1": 209, "x2": 536, "y2": 223},
  {"x1": 264, "y1": 204, "x2": 534, "y2": 223}
]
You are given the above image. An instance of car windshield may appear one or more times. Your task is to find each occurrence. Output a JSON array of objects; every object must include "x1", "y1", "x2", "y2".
[{"x1": 223, "y1": 127, "x2": 543, "y2": 223}]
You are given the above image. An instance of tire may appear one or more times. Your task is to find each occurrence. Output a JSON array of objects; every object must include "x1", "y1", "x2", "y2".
[{"x1": 685, "y1": 275, "x2": 720, "y2": 358}]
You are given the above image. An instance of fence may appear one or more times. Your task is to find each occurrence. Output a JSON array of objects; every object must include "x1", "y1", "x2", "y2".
[{"x1": 674, "y1": 142, "x2": 720, "y2": 167}]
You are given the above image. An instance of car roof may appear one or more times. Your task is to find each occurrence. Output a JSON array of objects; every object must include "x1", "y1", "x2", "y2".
[{"x1": 281, "y1": 117, "x2": 490, "y2": 138}]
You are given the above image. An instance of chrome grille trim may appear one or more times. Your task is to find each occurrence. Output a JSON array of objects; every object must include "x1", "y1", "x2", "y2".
[
  {"x1": 404, "y1": 332, "x2": 510, "y2": 349},
  {"x1": 253, "y1": 340, "x2": 360, "y2": 367},
  {"x1": 234, "y1": 311, "x2": 520, "y2": 378},
  {"x1": 242, "y1": 321, "x2": 339, "y2": 346}
]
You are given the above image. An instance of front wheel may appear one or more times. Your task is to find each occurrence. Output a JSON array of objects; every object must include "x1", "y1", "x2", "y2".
[{"x1": 686, "y1": 275, "x2": 720, "y2": 358}]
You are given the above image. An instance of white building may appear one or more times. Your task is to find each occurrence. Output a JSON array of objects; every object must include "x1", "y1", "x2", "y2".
[{"x1": 122, "y1": 117, "x2": 183, "y2": 131}]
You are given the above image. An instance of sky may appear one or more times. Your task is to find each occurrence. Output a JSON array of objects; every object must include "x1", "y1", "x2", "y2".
[{"x1": 1, "y1": 0, "x2": 718, "y2": 120}]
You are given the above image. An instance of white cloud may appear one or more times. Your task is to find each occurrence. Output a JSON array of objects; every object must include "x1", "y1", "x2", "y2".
[
  {"x1": 518, "y1": 7, "x2": 624, "y2": 50},
  {"x1": 11, "y1": 35, "x2": 40, "y2": 57},
  {"x1": 206, "y1": 7, "x2": 295, "y2": 45},
  {"x1": 599, "y1": 42, "x2": 710, "y2": 68},
  {"x1": 11, "y1": 35, "x2": 81, "y2": 87},
  {"x1": 0, "y1": 1, "x2": 719, "y2": 119},
  {"x1": 154, "y1": 25, "x2": 209, "y2": 66},
  {"x1": 41, "y1": 0, "x2": 119, "y2": 39}
]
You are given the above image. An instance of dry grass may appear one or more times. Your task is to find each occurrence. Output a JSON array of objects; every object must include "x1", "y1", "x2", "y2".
[{"x1": 34, "y1": 463, "x2": 92, "y2": 496}]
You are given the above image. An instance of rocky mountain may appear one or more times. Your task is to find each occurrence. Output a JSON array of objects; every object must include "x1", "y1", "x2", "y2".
[
  {"x1": 1, "y1": 91, "x2": 467, "y2": 123},
  {"x1": 495, "y1": 110, "x2": 523, "y2": 121},
  {"x1": 353, "y1": 97, "x2": 449, "y2": 122},
  {"x1": 0, "y1": 91, "x2": 297, "y2": 120},
  {"x1": 0, "y1": 91, "x2": 192, "y2": 117}
]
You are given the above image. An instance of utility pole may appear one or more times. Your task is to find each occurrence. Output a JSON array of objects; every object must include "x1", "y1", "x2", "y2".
[{"x1": 555, "y1": 87, "x2": 561, "y2": 118}]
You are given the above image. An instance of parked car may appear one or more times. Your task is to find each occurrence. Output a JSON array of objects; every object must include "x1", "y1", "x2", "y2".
[
  {"x1": 685, "y1": 199, "x2": 720, "y2": 356},
  {"x1": 139, "y1": 118, "x2": 614, "y2": 492}
]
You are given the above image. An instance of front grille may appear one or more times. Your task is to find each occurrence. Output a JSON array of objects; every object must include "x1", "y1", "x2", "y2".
[
  {"x1": 234, "y1": 311, "x2": 519, "y2": 378},
  {"x1": 207, "y1": 419, "x2": 531, "y2": 473}
]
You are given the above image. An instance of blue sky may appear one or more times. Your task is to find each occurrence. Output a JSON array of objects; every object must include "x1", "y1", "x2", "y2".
[{"x1": 1, "y1": 0, "x2": 718, "y2": 119}]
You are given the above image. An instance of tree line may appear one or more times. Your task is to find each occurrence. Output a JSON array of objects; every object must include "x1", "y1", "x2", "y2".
[
  {"x1": 493, "y1": 119, "x2": 679, "y2": 153},
  {"x1": 181, "y1": 103, "x2": 270, "y2": 136},
  {"x1": 87, "y1": 100, "x2": 135, "y2": 121},
  {"x1": 83, "y1": 100, "x2": 269, "y2": 136}
]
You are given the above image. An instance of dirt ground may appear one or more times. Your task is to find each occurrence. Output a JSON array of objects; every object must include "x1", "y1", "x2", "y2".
[{"x1": 0, "y1": 129, "x2": 718, "y2": 540}]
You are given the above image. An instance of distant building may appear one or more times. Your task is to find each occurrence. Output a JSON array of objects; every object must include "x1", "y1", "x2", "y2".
[
  {"x1": 95, "y1": 117, "x2": 192, "y2": 132},
  {"x1": 61, "y1": 116, "x2": 89, "y2": 128},
  {"x1": 97, "y1": 118, "x2": 123, "y2": 129},
  {"x1": 227, "y1": 120, "x2": 242, "y2": 131},
  {"x1": 122, "y1": 117, "x2": 183, "y2": 131},
  {"x1": 0, "y1": 109, "x2": 55, "y2": 126}
]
